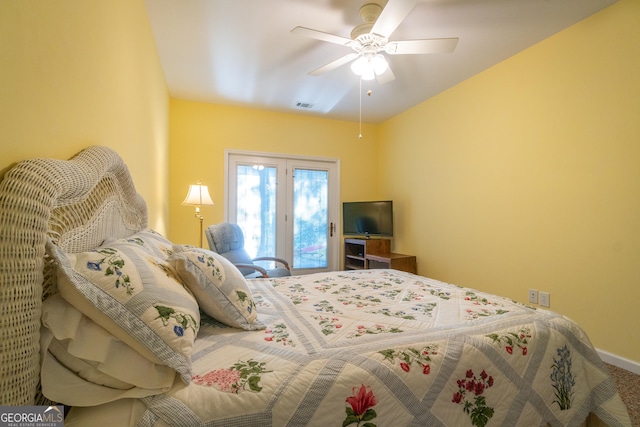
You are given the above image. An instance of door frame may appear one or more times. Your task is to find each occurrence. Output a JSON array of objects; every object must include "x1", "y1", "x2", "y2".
[{"x1": 224, "y1": 149, "x2": 341, "y2": 273}]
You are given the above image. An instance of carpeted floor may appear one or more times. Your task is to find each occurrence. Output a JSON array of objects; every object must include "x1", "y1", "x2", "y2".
[{"x1": 607, "y1": 363, "x2": 640, "y2": 426}]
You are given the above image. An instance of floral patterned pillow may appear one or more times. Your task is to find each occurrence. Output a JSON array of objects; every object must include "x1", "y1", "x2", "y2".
[
  {"x1": 168, "y1": 245, "x2": 265, "y2": 331},
  {"x1": 105, "y1": 228, "x2": 174, "y2": 260},
  {"x1": 48, "y1": 239, "x2": 200, "y2": 383}
]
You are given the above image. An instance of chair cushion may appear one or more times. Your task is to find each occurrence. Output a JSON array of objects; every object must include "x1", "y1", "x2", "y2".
[
  {"x1": 207, "y1": 223, "x2": 244, "y2": 253},
  {"x1": 206, "y1": 223, "x2": 257, "y2": 276},
  {"x1": 222, "y1": 248, "x2": 254, "y2": 266}
]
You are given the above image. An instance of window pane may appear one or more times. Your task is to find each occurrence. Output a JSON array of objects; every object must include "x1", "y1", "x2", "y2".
[
  {"x1": 236, "y1": 164, "x2": 277, "y2": 265},
  {"x1": 293, "y1": 168, "x2": 328, "y2": 269}
]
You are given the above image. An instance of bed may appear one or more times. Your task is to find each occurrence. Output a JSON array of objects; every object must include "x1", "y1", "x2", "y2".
[{"x1": 0, "y1": 146, "x2": 631, "y2": 426}]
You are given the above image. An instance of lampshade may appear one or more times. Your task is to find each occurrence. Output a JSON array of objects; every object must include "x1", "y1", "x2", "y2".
[
  {"x1": 351, "y1": 54, "x2": 388, "y2": 80},
  {"x1": 182, "y1": 183, "x2": 215, "y2": 206}
]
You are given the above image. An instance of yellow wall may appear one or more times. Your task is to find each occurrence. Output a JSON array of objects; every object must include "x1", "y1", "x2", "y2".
[
  {"x1": 1, "y1": 0, "x2": 635, "y2": 363},
  {"x1": 168, "y1": 99, "x2": 378, "y2": 246},
  {"x1": 378, "y1": 0, "x2": 639, "y2": 361},
  {"x1": 0, "y1": 0, "x2": 169, "y2": 233}
]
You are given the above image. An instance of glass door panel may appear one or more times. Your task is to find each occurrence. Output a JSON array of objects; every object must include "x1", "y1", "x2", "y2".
[
  {"x1": 235, "y1": 164, "x2": 277, "y2": 262},
  {"x1": 293, "y1": 168, "x2": 328, "y2": 269}
]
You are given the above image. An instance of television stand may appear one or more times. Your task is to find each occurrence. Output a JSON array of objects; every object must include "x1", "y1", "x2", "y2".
[{"x1": 343, "y1": 238, "x2": 416, "y2": 274}]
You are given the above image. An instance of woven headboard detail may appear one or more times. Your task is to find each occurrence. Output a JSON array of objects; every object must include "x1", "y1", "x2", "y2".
[{"x1": 0, "y1": 146, "x2": 148, "y2": 405}]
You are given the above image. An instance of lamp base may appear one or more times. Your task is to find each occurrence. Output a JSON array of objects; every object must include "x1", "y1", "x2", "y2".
[{"x1": 197, "y1": 214, "x2": 204, "y2": 248}]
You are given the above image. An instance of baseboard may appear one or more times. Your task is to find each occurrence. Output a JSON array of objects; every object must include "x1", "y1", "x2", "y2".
[{"x1": 597, "y1": 348, "x2": 640, "y2": 375}]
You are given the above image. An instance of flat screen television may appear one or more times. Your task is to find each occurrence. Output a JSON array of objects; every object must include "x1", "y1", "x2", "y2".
[{"x1": 342, "y1": 200, "x2": 393, "y2": 237}]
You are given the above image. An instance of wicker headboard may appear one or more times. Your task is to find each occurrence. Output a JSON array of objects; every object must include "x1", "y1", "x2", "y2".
[{"x1": 0, "y1": 146, "x2": 148, "y2": 405}]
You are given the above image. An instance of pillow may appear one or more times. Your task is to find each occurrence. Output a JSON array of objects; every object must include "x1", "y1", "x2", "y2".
[
  {"x1": 40, "y1": 338, "x2": 174, "y2": 406},
  {"x1": 42, "y1": 294, "x2": 177, "y2": 388},
  {"x1": 105, "y1": 228, "x2": 174, "y2": 260},
  {"x1": 47, "y1": 239, "x2": 200, "y2": 383},
  {"x1": 168, "y1": 245, "x2": 265, "y2": 330},
  {"x1": 40, "y1": 294, "x2": 176, "y2": 405}
]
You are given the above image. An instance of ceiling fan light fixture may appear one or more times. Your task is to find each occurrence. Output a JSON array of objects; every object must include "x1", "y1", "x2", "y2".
[
  {"x1": 351, "y1": 54, "x2": 388, "y2": 80},
  {"x1": 350, "y1": 56, "x2": 367, "y2": 76},
  {"x1": 361, "y1": 68, "x2": 376, "y2": 80},
  {"x1": 372, "y1": 54, "x2": 389, "y2": 75}
]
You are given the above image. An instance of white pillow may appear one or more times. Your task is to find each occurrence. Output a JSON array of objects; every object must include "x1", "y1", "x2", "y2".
[
  {"x1": 40, "y1": 295, "x2": 176, "y2": 405},
  {"x1": 42, "y1": 294, "x2": 177, "y2": 388},
  {"x1": 168, "y1": 245, "x2": 265, "y2": 330},
  {"x1": 48, "y1": 239, "x2": 200, "y2": 383}
]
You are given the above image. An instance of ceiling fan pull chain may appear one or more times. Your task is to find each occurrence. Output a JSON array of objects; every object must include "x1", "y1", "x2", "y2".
[{"x1": 359, "y1": 77, "x2": 363, "y2": 140}]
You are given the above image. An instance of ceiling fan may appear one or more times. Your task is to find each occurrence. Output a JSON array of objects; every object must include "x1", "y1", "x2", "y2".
[{"x1": 291, "y1": 0, "x2": 459, "y2": 83}]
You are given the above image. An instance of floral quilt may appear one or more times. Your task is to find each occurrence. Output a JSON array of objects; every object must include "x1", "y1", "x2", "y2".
[{"x1": 134, "y1": 269, "x2": 629, "y2": 427}]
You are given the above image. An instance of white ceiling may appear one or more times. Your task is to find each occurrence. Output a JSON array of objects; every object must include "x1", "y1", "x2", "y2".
[{"x1": 145, "y1": 0, "x2": 618, "y2": 124}]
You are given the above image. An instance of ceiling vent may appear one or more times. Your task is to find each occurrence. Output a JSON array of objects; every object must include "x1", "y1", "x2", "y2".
[{"x1": 295, "y1": 101, "x2": 314, "y2": 109}]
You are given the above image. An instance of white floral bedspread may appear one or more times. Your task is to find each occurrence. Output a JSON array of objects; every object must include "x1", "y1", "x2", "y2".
[{"x1": 137, "y1": 269, "x2": 630, "y2": 427}]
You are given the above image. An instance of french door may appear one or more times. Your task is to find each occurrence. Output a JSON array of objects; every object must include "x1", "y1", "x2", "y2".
[{"x1": 226, "y1": 151, "x2": 340, "y2": 274}]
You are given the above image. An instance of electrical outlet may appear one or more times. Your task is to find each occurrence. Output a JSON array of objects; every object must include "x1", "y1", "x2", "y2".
[
  {"x1": 539, "y1": 292, "x2": 550, "y2": 307},
  {"x1": 528, "y1": 289, "x2": 538, "y2": 304}
]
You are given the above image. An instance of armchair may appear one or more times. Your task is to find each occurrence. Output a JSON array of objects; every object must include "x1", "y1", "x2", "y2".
[{"x1": 205, "y1": 223, "x2": 291, "y2": 278}]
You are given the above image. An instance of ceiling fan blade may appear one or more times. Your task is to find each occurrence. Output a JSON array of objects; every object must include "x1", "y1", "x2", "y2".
[
  {"x1": 308, "y1": 52, "x2": 359, "y2": 76},
  {"x1": 386, "y1": 38, "x2": 459, "y2": 55},
  {"x1": 376, "y1": 66, "x2": 395, "y2": 84},
  {"x1": 291, "y1": 26, "x2": 353, "y2": 46},
  {"x1": 371, "y1": 0, "x2": 418, "y2": 39}
]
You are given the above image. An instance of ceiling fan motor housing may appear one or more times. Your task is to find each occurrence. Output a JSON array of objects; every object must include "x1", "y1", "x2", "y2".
[
  {"x1": 351, "y1": 3, "x2": 383, "y2": 39},
  {"x1": 352, "y1": 34, "x2": 388, "y2": 54}
]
